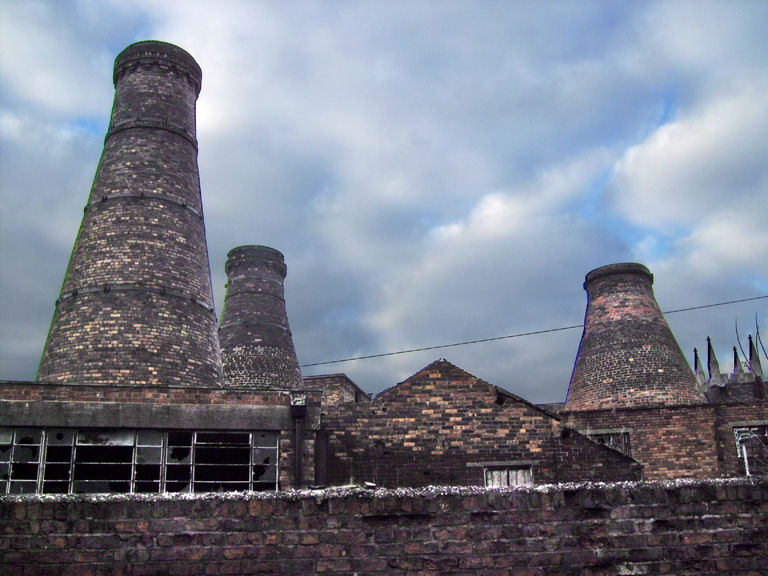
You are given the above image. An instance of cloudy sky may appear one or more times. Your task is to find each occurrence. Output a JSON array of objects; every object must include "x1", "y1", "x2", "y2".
[{"x1": 1, "y1": 0, "x2": 766, "y2": 403}]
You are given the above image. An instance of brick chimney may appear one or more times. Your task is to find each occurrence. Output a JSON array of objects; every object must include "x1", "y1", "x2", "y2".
[
  {"x1": 38, "y1": 41, "x2": 223, "y2": 388},
  {"x1": 218, "y1": 245, "x2": 304, "y2": 390},
  {"x1": 566, "y1": 263, "x2": 704, "y2": 410}
]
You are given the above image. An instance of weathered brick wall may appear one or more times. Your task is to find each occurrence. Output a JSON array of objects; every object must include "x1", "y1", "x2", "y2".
[
  {"x1": 304, "y1": 374, "x2": 371, "y2": 406},
  {"x1": 558, "y1": 400, "x2": 768, "y2": 480},
  {"x1": 1, "y1": 478, "x2": 765, "y2": 575},
  {"x1": 561, "y1": 405, "x2": 721, "y2": 480},
  {"x1": 321, "y1": 361, "x2": 639, "y2": 487}
]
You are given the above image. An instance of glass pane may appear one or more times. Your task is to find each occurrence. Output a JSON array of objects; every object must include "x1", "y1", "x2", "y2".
[
  {"x1": 73, "y1": 463, "x2": 131, "y2": 481},
  {"x1": 43, "y1": 482, "x2": 69, "y2": 494},
  {"x1": 253, "y1": 431, "x2": 278, "y2": 447},
  {"x1": 168, "y1": 431, "x2": 192, "y2": 446},
  {"x1": 9, "y1": 481, "x2": 37, "y2": 494},
  {"x1": 0, "y1": 429, "x2": 13, "y2": 444},
  {"x1": 135, "y1": 481, "x2": 160, "y2": 493},
  {"x1": 12, "y1": 446, "x2": 39, "y2": 463},
  {"x1": 137, "y1": 431, "x2": 163, "y2": 446},
  {"x1": 167, "y1": 445, "x2": 191, "y2": 464},
  {"x1": 47, "y1": 430, "x2": 75, "y2": 445},
  {"x1": 46, "y1": 446, "x2": 72, "y2": 464},
  {"x1": 77, "y1": 430, "x2": 134, "y2": 446},
  {"x1": 196, "y1": 432, "x2": 250, "y2": 445},
  {"x1": 135, "y1": 465, "x2": 160, "y2": 481},
  {"x1": 11, "y1": 462, "x2": 39, "y2": 480},
  {"x1": 0, "y1": 445, "x2": 11, "y2": 462},
  {"x1": 43, "y1": 463, "x2": 70, "y2": 481},
  {"x1": 136, "y1": 447, "x2": 161, "y2": 464},
  {"x1": 253, "y1": 447, "x2": 277, "y2": 465},
  {"x1": 166, "y1": 464, "x2": 191, "y2": 482},
  {"x1": 253, "y1": 464, "x2": 276, "y2": 483},
  {"x1": 0, "y1": 463, "x2": 9, "y2": 481},
  {"x1": 195, "y1": 464, "x2": 248, "y2": 482},
  {"x1": 15, "y1": 429, "x2": 42, "y2": 445},
  {"x1": 195, "y1": 446, "x2": 249, "y2": 465},
  {"x1": 166, "y1": 481, "x2": 190, "y2": 493},
  {"x1": 0, "y1": 481, "x2": 7, "y2": 494},
  {"x1": 75, "y1": 446, "x2": 133, "y2": 463}
]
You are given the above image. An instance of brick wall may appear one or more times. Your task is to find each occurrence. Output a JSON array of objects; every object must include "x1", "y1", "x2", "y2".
[
  {"x1": 559, "y1": 400, "x2": 768, "y2": 480},
  {"x1": 321, "y1": 361, "x2": 639, "y2": 487},
  {"x1": 1, "y1": 478, "x2": 765, "y2": 575}
]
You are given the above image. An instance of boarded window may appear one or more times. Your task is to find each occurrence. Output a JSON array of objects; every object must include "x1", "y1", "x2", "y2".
[{"x1": 484, "y1": 467, "x2": 533, "y2": 487}]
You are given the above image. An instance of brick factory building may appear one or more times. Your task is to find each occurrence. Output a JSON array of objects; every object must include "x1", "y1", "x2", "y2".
[{"x1": 1, "y1": 40, "x2": 766, "y2": 498}]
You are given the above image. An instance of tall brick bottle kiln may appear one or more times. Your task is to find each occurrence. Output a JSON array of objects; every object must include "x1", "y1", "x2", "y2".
[
  {"x1": 218, "y1": 245, "x2": 304, "y2": 390},
  {"x1": 566, "y1": 263, "x2": 704, "y2": 409},
  {"x1": 38, "y1": 41, "x2": 223, "y2": 388}
]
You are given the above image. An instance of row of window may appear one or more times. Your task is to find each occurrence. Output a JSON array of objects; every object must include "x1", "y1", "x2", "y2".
[{"x1": 0, "y1": 428, "x2": 278, "y2": 495}]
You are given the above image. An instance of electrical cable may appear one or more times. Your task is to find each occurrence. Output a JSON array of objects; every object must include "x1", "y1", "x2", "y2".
[{"x1": 300, "y1": 294, "x2": 768, "y2": 368}]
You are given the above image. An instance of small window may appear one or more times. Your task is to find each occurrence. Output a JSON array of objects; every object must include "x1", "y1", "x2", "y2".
[
  {"x1": 588, "y1": 431, "x2": 631, "y2": 456},
  {"x1": 734, "y1": 426, "x2": 768, "y2": 476}
]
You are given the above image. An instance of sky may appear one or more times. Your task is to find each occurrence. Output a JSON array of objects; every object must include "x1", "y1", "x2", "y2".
[{"x1": 1, "y1": 0, "x2": 767, "y2": 403}]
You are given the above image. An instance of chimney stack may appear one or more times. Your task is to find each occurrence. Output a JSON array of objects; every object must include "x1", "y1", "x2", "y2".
[
  {"x1": 218, "y1": 245, "x2": 304, "y2": 390},
  {"x1": 566, "y1": 263, "x2": 704, "y2": 410},
  {"x1": 38, "y1": 41, "x2": 223, "y2": 388}
]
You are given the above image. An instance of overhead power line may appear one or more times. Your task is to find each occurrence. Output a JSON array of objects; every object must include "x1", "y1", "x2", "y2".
[{"x1": 300, "y1": 294, "x2": 768, "y2": 368}]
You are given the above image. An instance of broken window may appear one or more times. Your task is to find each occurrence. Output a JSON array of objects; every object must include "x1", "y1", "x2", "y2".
[
  {"x1": 484, "y1": 467, "x2": 533, "y2": 488},
  {"x1": 734, "y1": 426, "x2": 768, "y2": 476},
  {"x1": 587, "y1": 431, "x2": 632, "y2": 456},
  {"x1": 0, "y1": 428, "x2": 279, "y2": 494},
  {"x1": 0, "y1": 428, "x2": 42, "y2": 494}
]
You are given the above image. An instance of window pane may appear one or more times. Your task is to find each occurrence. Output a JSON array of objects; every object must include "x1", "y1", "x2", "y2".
[
  {"x1": 43, "y1": 463, "x2": 70, "y2": 481},
  {"x1": 136, "y1": 447, "x2": 161, "y2": 464},
  {"x1": 196, "y1": 432, "x2": 250, "y2": 445},
  {"x1": 47, "y1": 430, "x2": 75, "y2": 445},
  {"x1": 11, "y1": 463, "x2": 39, "y2": 480},
  {"x1": 12, "y1": 445, "x2": 39, "y2": 463},
  {"x1": 167, "y1": 445, "x2": 191, "y2": 464},
  {"x1": 46, "y1": 446, "x2": 72, "y2": 464},
  {"x1": 0, "y1": 429, "x2": 13, "y2": 444},
  {"x1": 77, "y1": 430, "x2": 134, "y2": 446},
  {"x1": 0, "y1": 445, "x2": 11, "y2": 462},
  {"x1": 15, "y1": 429, "x2": 42, "y2": 445},
  {"x1": 137, "y1": 431, "x2": 163, "y2": 446},
  {"x1": 76, "y1": 446, "x2": 133, "y2": 463},
  {"x1": 43, "y1": 482, "x2": 69, "y2": 494},
  {"x1": 253, "y1": 431, "x2": 278, "y2": 447},
  {"x1": 9, "y1": 481, "x2": 37, "y2": 494},
  {"x1": 135, "y1": 465, "x2": 160, "y2": 481},
  {"x1": 168, "y1": 431, "x2": 193, "y2": 446}
]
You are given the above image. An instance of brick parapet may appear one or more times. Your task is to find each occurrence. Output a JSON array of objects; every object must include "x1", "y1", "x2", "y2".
[{"x1": 1, "y1": 478, "x2": 765, "y2": 575}]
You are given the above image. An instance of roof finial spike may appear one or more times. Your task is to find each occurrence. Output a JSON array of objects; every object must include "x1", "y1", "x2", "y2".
[
  {"x1": 749, "y1": 335, "x2": 764, "y2": 380},
  {"x1": 694, "y1": 347, "x2": 709, "y2": 387},
  {"x1": 707, "y1": 337, "x2": 723, "y2": 387},
  {"x1": 734, "y1": 346, "x2": 746, "y2": 376}
]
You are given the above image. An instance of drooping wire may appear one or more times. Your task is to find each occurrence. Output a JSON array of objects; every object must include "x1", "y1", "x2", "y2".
[{"x1": 300, "y1": 294, "x2": 768, "y2": 368}]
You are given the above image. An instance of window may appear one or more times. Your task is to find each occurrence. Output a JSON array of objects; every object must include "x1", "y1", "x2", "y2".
[
  {"x1": 484, "y1": 466, "x2": 533, "y2": 488},
  {"x1": 587, "y1": 430, "x2": 632, "y2": 456},
  {"x1": 734, "y1": 425, "x2": 768, "y2": 476},
  {"x1": 0, "y1": 429, "x2": 42, "y2": 494},
  {"x1": 0, "y1": 428, "x2": 279, "y2": 495}
]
